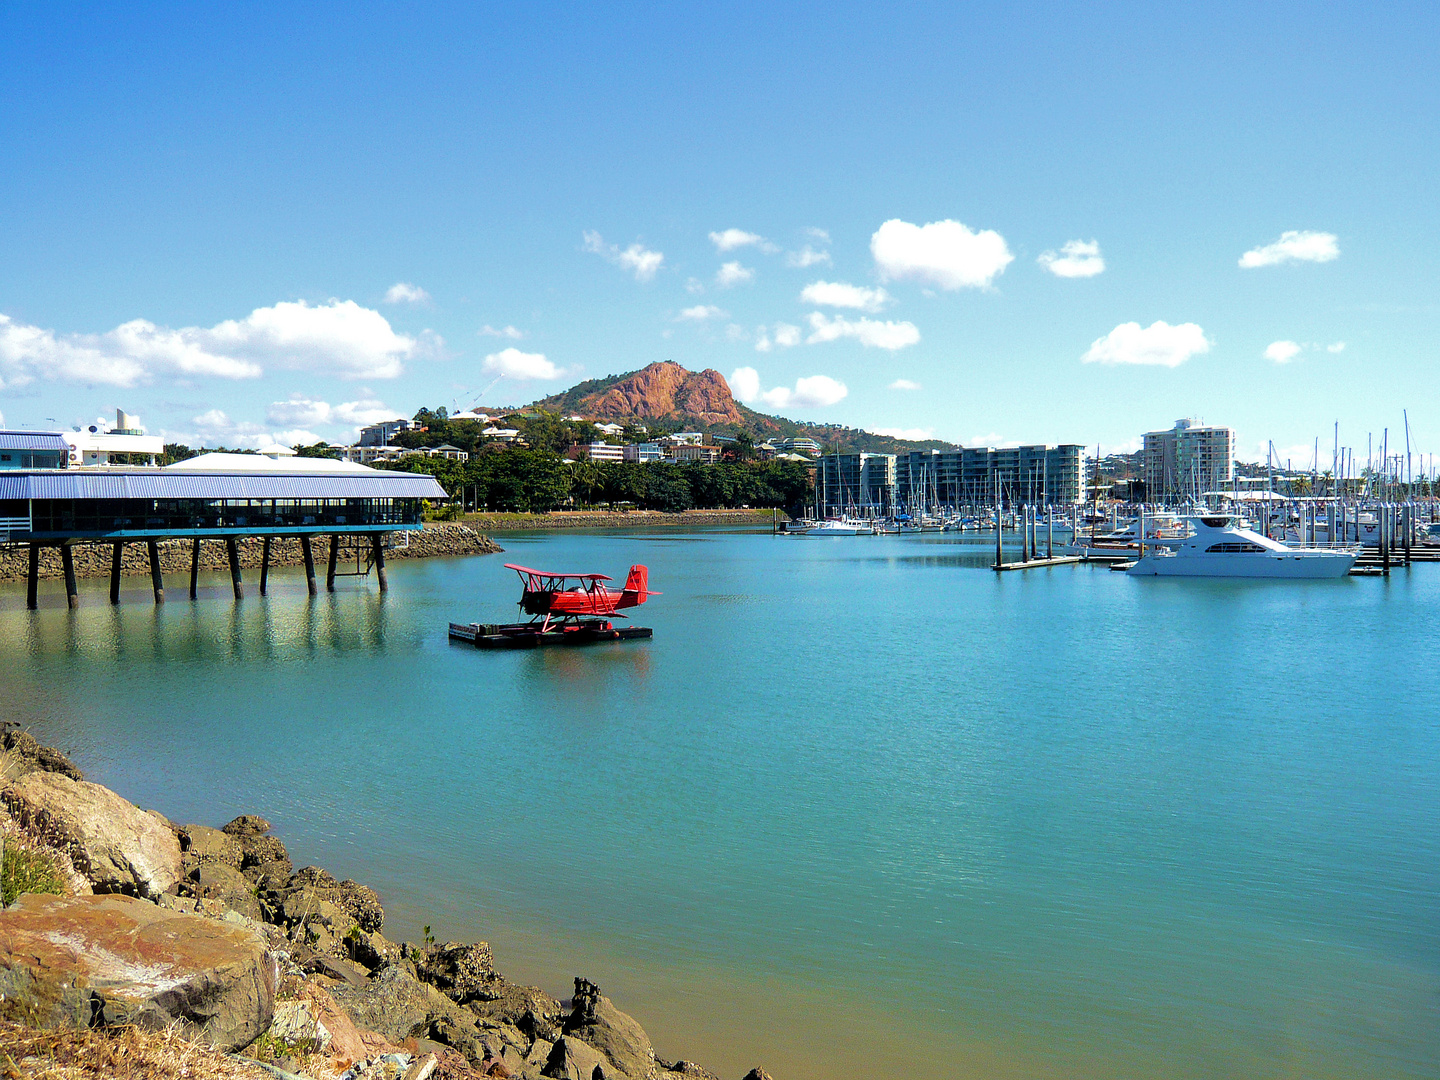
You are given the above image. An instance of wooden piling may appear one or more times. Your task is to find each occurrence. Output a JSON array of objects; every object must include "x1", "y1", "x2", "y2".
[
  {"x1": 60, "y1": 545, "x2": 78, "y2": 609},
  {"x1": 147, "y1": 539, "x2": 165, "y2": 603},
  {"x1": 260, "y1": 536, "x2": 271, "y2": 595},
  {"x1": 26, "y1": 543, "x2": 38, "y2": 610},
  {"x1": 110, "y1": 543, "x2": 123, "y2": 604},
  {"x1": 301, "y1": 536, "x2": 318, "y2": 596},
  {"x1": 190, "y1": 539, "x2": 201, "y2": 600},
  {"x1": 372, "y1": 534, "x2": 387, "y2": 592},
  {"x1": 326, "y1": 535, "x2": 339, "y2": 592},
  {"x1": 226, "y1": 537, "x2": 243, "y2": 598}
]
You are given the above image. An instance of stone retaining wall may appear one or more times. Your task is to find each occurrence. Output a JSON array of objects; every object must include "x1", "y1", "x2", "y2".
[{"x1": 0, "y1": 525, "x2": 502, "y2": 583}]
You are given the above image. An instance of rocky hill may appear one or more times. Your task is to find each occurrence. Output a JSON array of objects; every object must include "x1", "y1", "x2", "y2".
[{"x1": 529, "y1": 361, "x2": 955, "y2": 454}]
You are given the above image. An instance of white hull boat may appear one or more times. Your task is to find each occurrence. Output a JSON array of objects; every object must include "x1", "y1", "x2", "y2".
[{"x1": 1127, "y1": 515, "x2": 1357, "y2": 579}]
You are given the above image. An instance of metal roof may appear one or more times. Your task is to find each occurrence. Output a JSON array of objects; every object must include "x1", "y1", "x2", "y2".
[
  {"x1": 0, "y1": 431, "x2": 70, "y2": 452},
  {"x1": 0, "y1": 468, "x2": 448, "y2": 501}
]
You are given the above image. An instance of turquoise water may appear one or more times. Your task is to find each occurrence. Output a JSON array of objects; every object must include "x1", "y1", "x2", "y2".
[{"x1": 2, "y1": 528, "x2": 1437, "y2": 1079}]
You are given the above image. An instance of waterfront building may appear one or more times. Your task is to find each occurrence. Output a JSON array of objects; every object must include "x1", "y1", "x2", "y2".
[
  {"x1": 816, "y1": 453, "x2": 896, "y2": 515},
  {"x1": 895, "y1": 444, "x2": 1087, "y2": 507},
  {"x1": 666, "y1": 444, "x2": 721, "y2": 464},
  {"x1": 359, "y1": 419, "x2": 412, "y2": 446},
  {"x1": 585, "y1": 442, "x2": 625, "y2": 462},
  {"x1": 1143, "y1": 419, "x2": 1234, "y2": 502},
  {"x1": 63, "y1": 411, "x2": 164, "y2": 466},
  {"x1": 0, "y1": 432, "x2": 70, "y2": 471},
  {"x1": 623, "y1": 443, "x2": 664, "y2": 463}
]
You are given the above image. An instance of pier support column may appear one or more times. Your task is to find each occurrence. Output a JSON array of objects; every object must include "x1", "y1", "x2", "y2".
[
  {"x1": 110, "y1": 543, "x2": 123, "y2": 604},
  {"x1": 259, "y1": 537, "x2": 271, "y2": 596},
  {"x1": 326, "y1": 535, "x2": 339, "y2": 592},
  {"x1": 26, "y1": 543, "x2": 38, "y2": 610},
  {"x1": 226, "y1": 537, "x2": 243, "y2": 599},
  {"x1": 190, "y1": 539, "x2": 200, "y2": 600},
  {"x1": 372, "y1": 534, "x2": 387, "y2": 592},
  {"x1": 301, "y1": 536, "x2": 318, "y2": 596},
  {"x1": 147, "y1": 540, "x2": 165, "y2": 603},
  {"x1": 61, "y1": 545, "x2": 78, "y2": 609}
]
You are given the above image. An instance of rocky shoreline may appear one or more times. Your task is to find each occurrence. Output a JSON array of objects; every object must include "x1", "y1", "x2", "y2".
[
  {"x1": 462, "y1": 510, "x2": 787, "y2": 532},
  {"x1": 0, "y1": 525, "x2": 503, "y2": 584},
  {"x1": 0, "y1": 728, "x2": 769, "y2": 1080}
]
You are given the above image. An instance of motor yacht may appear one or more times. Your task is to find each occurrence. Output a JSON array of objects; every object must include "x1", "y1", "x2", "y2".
[{"x1": 1126, "y1": 515, "x2": 1357, "y2": 578}]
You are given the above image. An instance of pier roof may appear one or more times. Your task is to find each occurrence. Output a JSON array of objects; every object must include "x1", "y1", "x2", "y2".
[
  {"x1": 0, "y1": 467, "x2": 447, "y2": 501},
  {"x1": 0, "y1": 431, "x2": 70, "y2": 452}
]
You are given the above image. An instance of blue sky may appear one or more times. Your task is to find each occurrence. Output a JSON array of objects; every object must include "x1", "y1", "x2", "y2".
[{"x1": 2, "y1": 2, "x2": 1438, "y2": 467}]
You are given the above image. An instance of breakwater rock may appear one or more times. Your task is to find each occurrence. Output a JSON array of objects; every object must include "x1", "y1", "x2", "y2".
[
  {"x1": 0, "y1": 732, "x2": 775, "y2": 1080},
  {"x1": 0, "y1": 524, "x2": 502, "y2": 584}
]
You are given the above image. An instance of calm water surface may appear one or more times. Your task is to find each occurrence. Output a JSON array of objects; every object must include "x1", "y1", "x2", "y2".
[{"x1": 1, "y1": 528, "x2": 1436, "y2": 1080}]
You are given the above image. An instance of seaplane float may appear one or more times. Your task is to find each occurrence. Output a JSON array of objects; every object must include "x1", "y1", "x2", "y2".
[{"x1": 449, "y1": 563, "x2": 659, "y2": 649}]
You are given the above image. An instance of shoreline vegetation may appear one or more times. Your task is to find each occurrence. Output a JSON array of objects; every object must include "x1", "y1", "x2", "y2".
[
  {"x1": 461, "y1": 509, "x2": 788, "y2": 531},
  {"x1": 0, "y1": 727, "x2": 774, "y2": 1080}
]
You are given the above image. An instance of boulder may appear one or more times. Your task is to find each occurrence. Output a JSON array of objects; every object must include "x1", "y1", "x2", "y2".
[
  {"x1": 285, "y1": 978, "x2": 401, "y2": 1074},
  {"x1": 223, "y1": 814, "x2": 272, "y2": 837},
  {"x1": 182, "y1": 824, "x2": 244, "y2": 868},
  {"x1": 562, "y1": 980, "x2": 655, "y2": 1080},
  {"x1": 330, "y1": 962, "x2": 478, "y2": 1047},
  {"x1": 740, "y1": 1071, "x2": 774, "y2": 1080},
  {"x1": 414, "y1": 940, "x2": 501, "y2": 1004},
  {"x1": 1, "y1": 728, "x2": 84, "y2": 781},
  {"x1": 270, "y1": 998, "x2": 334, "y2": 1052},
  {"x1": 280, "y1": 867, "x2": 384, "y2": 933},
  {"x1": 1, "y1": 771, "x2": 181, "y2": 898},
  {"x1": 664, "y1": 1064, "x2": 718, "y2": 1080},
  {"x1": 543, "y1": 1035, "x2": 608, "y2": 1080},
  {"x1": 0, "y1": 893, "x2": 276, "y2": 1050}
]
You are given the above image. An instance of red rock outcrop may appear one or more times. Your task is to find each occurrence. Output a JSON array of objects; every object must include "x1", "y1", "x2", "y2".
[{"x1": 571, "y1": 362, "x2": 746, "y2": 426}]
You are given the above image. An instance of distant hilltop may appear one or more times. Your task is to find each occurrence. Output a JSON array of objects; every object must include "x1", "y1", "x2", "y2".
[{"x1": 477, "y1": 360, "x2": 958, "y2": 455}]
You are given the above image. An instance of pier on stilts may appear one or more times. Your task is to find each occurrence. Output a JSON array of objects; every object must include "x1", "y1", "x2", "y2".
[{"x1": 1, "y1": 464, "x2": 444, "y2": 609}]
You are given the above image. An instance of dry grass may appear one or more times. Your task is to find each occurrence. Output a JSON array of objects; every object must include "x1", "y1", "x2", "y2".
[{"x1": 0, "y1": 1021, "x2": 271, "y2": 1080}]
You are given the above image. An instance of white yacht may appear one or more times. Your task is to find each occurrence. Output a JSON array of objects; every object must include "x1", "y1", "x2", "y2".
[
  {"x1": 1126, "y1": 516, "x2": 1357, "y2": 579},
  {"x1": 808, "y1": 517, "x2": 870, "y2": 536}
]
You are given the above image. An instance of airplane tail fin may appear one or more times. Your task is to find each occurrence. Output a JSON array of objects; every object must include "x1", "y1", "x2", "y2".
[{"x1": 619, "y1": 564, "x2": 658, "y2": 606}]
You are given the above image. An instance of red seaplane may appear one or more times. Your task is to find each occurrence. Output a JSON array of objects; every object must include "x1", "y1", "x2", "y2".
[{"x1": 448, "y1": 563, "x2": 659, "y2": 649}]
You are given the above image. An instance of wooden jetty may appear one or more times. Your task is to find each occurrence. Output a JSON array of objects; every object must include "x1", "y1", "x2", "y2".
[{"x1": 992, "y1": 556, "x2": 1083, "y2": 572}]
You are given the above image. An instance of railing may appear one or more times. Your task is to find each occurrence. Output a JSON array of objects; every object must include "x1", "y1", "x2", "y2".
[{"x1": 0, "y1": 515, "x2": 29, "y2": 542}]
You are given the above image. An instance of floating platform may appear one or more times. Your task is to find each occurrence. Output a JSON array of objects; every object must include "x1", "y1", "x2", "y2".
[
  {"x1": 992, "y1": 556, "x2": 1084, "y2": 572},
  {"x1": 448, "y1": 618, "x2": 653, "y2": 649}
]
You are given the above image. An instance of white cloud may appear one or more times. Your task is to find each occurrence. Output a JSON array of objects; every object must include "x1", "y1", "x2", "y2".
[
  {"x1": 676, "y1": 305, "x2": 727, "y2": 322},
  {"x1": 582, "y1": 230, "x2": 664, "y2": 282},
  {"x1": 786, "y1": 245, "x2": 831, "y2": 268},
  {"x1": 1264, "y1": 340, "x2": 1303, "y2": 364},
  {"x1": 762, "y1": 374, "x2": 848, "y2": 410},
  {"x1": 187, "y1": 408, "x2": 322, "y2": 449},
  {"x1": 729, "y1": 368, "x2": 848, "y2": 410},
  {"x1": 805, "y1": 227, "x2": 831, "y2": 243},
  {"x1": 384, "y1": 282, "x2": 430, "y2": 305},
  {"x1": 729, "y1": 366, "x2": 761, "y2": 402},
  {"x1": 1239, "y1": 230, "x2": 1339, "y2": 268},
  {"x1": 0, "y1": 300, "x2": 418, "y2": 390},
  {"x1": 1038, "y1": 239, "x2": 1105, "y2": 279},
  {"x1": 965, "y1": 432, "x2": 1006, "y2": 448},
  {"x1": 726, "y1": 324, "x2": 748, "y2": 342},
  {"x1": 870, "y1": 218, "x2": 1014, "y2": 290},
  {"x1": 716, "y1": 261, "x2": 754, "y2": 287},
  {"x1": 888, "y1": 378, "x2": 921, "y2": 390},
  {"x1": 265, "y1": 396, "x2": 397, "y2": 428},
  {"x1": 480, "y1": 324, "x2": 524, "y2": 339},
  {"x1": 873, "y1": 427, "x2": 934, "y2": 440},
  {"x1": 709, "y1": 229, "x2": 778, "y2": 254},
  {"x1": 800, "y1": 280, "x2": 892, "y2": 312},
  {"x1": 1082, "y1": 321, "x2": 1210, "y2": 368},
  {"x1": 806, "y1": 311, "x2": 920, "y2": 351},
  {"x1": 481, "y1": 347, "x2": 561, "y2": 380},
  {"x1": 754, "y1": 322, "x2": 802, "y2": 353},
  {"x1": 1328, "y1": 341, "x2": 1346, "y2": 353},
  {"x1": 685, "y1": 277, "x2": 705, "y2": 295}
]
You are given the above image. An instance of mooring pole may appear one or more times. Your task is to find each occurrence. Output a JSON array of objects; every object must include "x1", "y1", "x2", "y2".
[
  {"x1": 226, "y1": 537, "x2": 243, "y2": 599},
  {"x1": 110, "y1": 542, "x2": 123, "y2": 604},
  {"x1": 994, "y1": 475, "x2": 1003, "y2": 568},
  {"x1": 1047, "y1": 505, "x2": 1054, "y2": 559},
  {"x1": 372, "y1": 534, "x2": 388, "y2": 592},
  {"x1": 26, "y1": 543, "x2": 39, "y2": 610},
  {"x1": 60, "y1": 544, "x2": 78, "y2": 609},
  {"x1": 147, "y1": 539, "x2": 165, "y2": 603},
  {"x1": 326, "y1": 535, "x2": 339, "y2": 592},
  {"x1": 259, "y1": 536, "x2": 271, "y2": 596},
  {"x1": 301, "y1": 536, "x2": 318, "y2": 596},
  {"x1": 190, "y1": 539, "x2": 200, "y2": 600}
]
